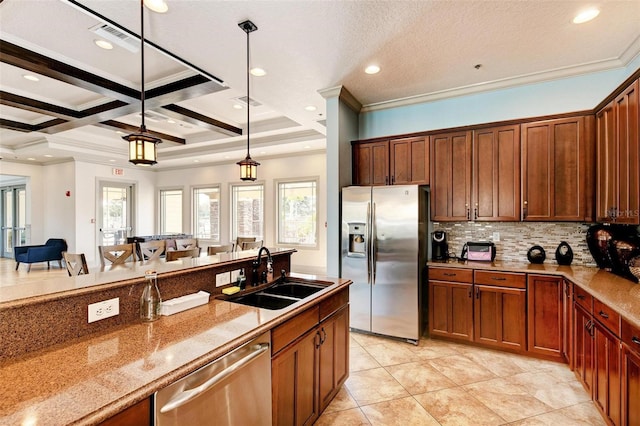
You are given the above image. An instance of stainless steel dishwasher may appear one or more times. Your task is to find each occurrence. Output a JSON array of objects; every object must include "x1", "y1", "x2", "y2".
[{"x1": 154, "y1": 331, "x2": 271, "y2": 425}]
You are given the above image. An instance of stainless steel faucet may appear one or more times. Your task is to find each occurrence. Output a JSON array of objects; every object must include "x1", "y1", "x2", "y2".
[{"x1": 252, "y1": 247, "x2": 273, "y2": 285}]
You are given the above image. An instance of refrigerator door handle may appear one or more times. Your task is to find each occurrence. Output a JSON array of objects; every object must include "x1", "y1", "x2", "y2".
[
  {"x1": 372, "y1": 202, "x2": 377, "y2": 285},
  {"x1": 367, "y1": 202, "x2": 372, "y2": 285}
]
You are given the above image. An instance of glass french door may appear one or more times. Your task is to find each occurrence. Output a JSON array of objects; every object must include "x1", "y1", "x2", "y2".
[
  {"x1": 98, "y1": 182, "x2": 134, "y2": 246},
  {"x1": 1, "y1": 186, "x2": 27, "y2": 258}
]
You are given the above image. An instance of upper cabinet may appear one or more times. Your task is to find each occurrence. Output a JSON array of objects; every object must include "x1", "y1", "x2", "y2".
[
  {"x1": 352, "y1": 137, "x2": 429, "y2": 186},
  {"x1": 521, "y1": 115, "x2": 595, "y2": 222},
  {"x1": 596, "y1": 79, "x2": 639, "y2": 224},
  {"x1": 430, "y1": 131, "x2": 472, "y2": 221}
]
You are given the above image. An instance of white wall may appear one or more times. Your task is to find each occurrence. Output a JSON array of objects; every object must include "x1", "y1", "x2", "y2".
[
  {"x1": 43, "y1": 162, "x2": 75, "y2": 250},
  {"x1": 156, "y1": 152, "x2": 327, "y2": 274}
]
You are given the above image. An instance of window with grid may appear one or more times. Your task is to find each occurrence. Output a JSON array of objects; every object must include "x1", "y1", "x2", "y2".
[
  {"x1": 277, "y1": 179, "x2": 318, "y2": 247},
  {"x1": 193, "y1": 186, "x2": 220, "y2": 240},
  {"x1": 231, "y1": 183, "x2": 264, "y2": 241},
  {"x1": 159, "y1": 189, "x2": 182, "y2": 234}
]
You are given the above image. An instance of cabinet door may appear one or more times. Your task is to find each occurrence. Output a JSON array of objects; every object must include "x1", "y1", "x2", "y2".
[
  {"x1": 596, "y1": 102, "x2": 617, "y2": 222},
  {"x1": 318, "y1": 306, "x2": 349, "y2": 412},
  {"x1": 593, "y1": 320, "x2": 621, "y2": 426},
  {"x1": 472, "y1": 125, "x2": 520, "y2": 221},
  {"x1": 428, "y1": 280, "x2": 473, "y2": 341},
  {"x1": 573, "y1": 303, "x2": 594, "y2": 395},
  {"x1": 352, "y1": 141, "x2": 389, "y2": 186},
  {"x1": 272, "y1": 328, "x2": 320, "y2": 426},
  {"x1": 562, "y1": 280, "x2": 574, "y2": 367},
  {"x1": 622, "y1": 343, "x2": 640, "y2": 426},
  {"x1": 522, "y1": 116, "x2": 591, "y2": 221},
  {"x1": 99, "y1": 398, "x2": 150, "y2": 426},
  {"x1": 430, "y1": 131, "x2": 472, "y2": 221},
  {"x1": 527, "y1": 275, "x2": 563, "y2": 358},
  {"x1": 614, "y1": 80, "x2": 639, "y2": 224},
  {"x1": 473, "y1": 285, "x2": 526, "y2": 351},
  {"x1": 390, "y1": 136, "x2": 429, "y2": 185}
]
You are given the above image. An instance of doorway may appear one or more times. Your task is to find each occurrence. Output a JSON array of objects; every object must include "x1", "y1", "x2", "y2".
[
  {"x1": 98, "y1": 182, "x2": 135, "y2": 246},
  {"x1": 1, "y1": 186, "x2": 27, "y2": 258}
]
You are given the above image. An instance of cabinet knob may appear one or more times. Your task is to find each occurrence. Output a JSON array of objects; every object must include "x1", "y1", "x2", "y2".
[
  {"x1": 598, "y1": 310, "x2": 609, "y2": 319},
  {"x1": 632, "y1": 336, "x2": 640, "y2": 346}
]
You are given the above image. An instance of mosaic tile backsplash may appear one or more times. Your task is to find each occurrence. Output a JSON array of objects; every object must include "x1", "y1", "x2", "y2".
[{"x1": 432, "y1": 221, "x2": 596, "y2": 266}]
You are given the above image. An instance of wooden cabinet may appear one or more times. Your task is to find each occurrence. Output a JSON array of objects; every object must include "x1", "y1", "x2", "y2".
[
  {"x1": 621, "y1": 318, "x2": 640, "y2": 426},
  {"x1": 521, "y1": 115, "x2": 595, "y2": 221},
  {"x1": 430, "y1": 131, "x2": 472, "y2": 221},
  {"x1": 527, "y1": 275, "x2": 563, "y2": 359},
  {"x1": 99, "y1": 398, "x2": 150, "y2": 426},
  {"x1": 596, "y1": 79, "x2": 639, "y2": 224},
  {"x1": 562, "y1": 280, "x2": 574, "y2": 367},
  {"x1": 271, "y1": 290, "x2": 349, "y2": 425},
  {"x1": 473, "y1": 271, "x2": 526, "y2": 351},
  {"x1": 593, "y1": 317, "x2": 621, "y2": 425},
  {"x1": 472, "y1": 125, "x2": 521, "y2": 221},
  {"x1": 352, "y1": 137, "x2": 429, "y2": 186},
  {"x1": 428, "y1": 267, "x2": 474, "y2": 342},
  {"x1": 574, "y1": 301, "x2": 595, "y2": 395}
]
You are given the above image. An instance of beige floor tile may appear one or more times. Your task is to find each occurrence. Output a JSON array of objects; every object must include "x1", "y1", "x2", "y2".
[
  {"x1": 315, "y1": 407, "x2": 371, "y2": 426},
  {"x1": 385, "y1": 361, "x2": 456, "y2": 394},
  {"x1": 350, "y1": 335, "x2": 363, "y2": 348},
  {"x1": 351, "y1": 346, "x2": 382, "y2": 372},
  {"x1": 351, "y1": 332, "x2": 392, "y2": 347},
  {"x1": 409, "y1": 339, "x2": 462, "y2": 359},
  {"x1": 427, "y1": 354, "x2": 497, "y2": 385},
  {"x1": 506, "y1": 370, "x2": 590, "y2": 408},
  {"x1": 538, "y1": 362, "x2": 580, "y2": 383},
  {"x1": 461, "y1": 349, "x2": 529, "y2": 377},
  {"x1": 463, "y1": 377, "x2": 554, "y2": 422},
  {"x1": 323, "y1": 386, "x2": 358, "y2": 414},
  {"x1": 414, "y1": 387, "x2": 507, "y2": 426},
  {"x1": 363, "y1": 342, "x2": 420, "y2": 366},
  {"x1": 346, "y1": 367, "x2": 409, "y2": 406},
  {"x1": 360, "y1": 396, "x2": 440, "y2": 426},
  {"x1": 508, "y1": 401, "x2": 606, "y2": 425}
]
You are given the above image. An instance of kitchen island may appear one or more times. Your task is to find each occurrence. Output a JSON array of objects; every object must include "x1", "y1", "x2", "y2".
[{"x1": 0, "y1": 250, "x2": 351, "y2": 425}]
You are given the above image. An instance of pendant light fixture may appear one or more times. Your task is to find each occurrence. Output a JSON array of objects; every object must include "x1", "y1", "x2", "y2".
[
  {"x1": 123, "y1": 0, "x2": 161, "y2": 166},
  {"x1": 237, "y1": 20, "x2": 259, "y2": 181}
]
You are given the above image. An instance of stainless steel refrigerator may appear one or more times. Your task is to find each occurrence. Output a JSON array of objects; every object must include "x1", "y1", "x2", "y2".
[{"x1": 341, "y1": 185, "x2": 428, "y2": 343}]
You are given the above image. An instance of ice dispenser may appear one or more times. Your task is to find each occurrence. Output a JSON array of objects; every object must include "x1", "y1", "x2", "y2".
[{"x1": 347, "y1": 222, "x2": 367, "y2": 257}]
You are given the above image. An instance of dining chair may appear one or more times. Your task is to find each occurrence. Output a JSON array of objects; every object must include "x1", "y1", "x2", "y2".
[
  {"x1": 62, "y1": 252, "x2": 89, "y2": 276},
  {"x1": 166, "y1": 247, "x2": 201, "y2": 261},
  {"x1": 98, "y1": 243, "x2": 137, "y2": 267},
  {"x1": 241, "y1": 240, "x2": 264, "y2": 251},
  {"x1": 235, "y1": 236, "x2": 256, "y2": 251},
  {"x1": 175, "y1": 238, "x2": 198, "y2": 250},
  {"x1": 207, "y1": 244, "x2": 234, "y2": 255},
  {"x1": 138, "y1": 240, "x2": 166, "y2": 261}
]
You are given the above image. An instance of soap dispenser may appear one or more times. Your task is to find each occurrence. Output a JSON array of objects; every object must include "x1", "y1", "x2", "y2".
[
  {"x1": 237, "y1": 268, "x2": 247, "y2": 290},
  {"x1": 141, "y1": 270, "x2": 162, "y2": 322}
]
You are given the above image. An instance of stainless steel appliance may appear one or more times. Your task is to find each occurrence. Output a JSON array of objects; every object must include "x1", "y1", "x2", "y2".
[
  {"x1": 154, "y1": 331, "x2": 271, "y2": 425},
  {"x1": 342, "y1": 185, "x2": 428, "y2": 343}
]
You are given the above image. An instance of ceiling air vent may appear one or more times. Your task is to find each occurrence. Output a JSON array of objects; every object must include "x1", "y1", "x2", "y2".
[
  {"x1": 90, "y1": 23, "x2": 140, "y2": 53},
  {"x1": 235, "y1": 96, "x2": 262, "y2": 107}
]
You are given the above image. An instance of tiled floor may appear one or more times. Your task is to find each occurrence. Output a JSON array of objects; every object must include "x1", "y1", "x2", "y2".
[{"x1": 316, "y1": 331, "x2": 605, "y2": 426}]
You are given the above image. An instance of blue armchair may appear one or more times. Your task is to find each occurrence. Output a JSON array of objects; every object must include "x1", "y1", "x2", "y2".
[{"x1": 15, "y1": 238, "x2": 68, "y2": 272}]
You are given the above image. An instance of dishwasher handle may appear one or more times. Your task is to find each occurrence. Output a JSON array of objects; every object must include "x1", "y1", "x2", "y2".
[{"x1": 159, "y1": 342, "x2": 269, "y2": 413}]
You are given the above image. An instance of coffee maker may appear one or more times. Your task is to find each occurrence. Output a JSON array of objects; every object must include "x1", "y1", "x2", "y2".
[{"x1": 431, "y1": 231, "x2": 448, "y2": 260}]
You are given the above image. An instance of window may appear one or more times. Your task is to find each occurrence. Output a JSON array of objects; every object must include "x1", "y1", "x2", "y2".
[
  {"x1": 193, "y1": 186, "x2": 220, "y2": 240},
  {"x1": 277, "y1": 179, "x2": 318, "y2": 247},
  {"x1": 231, "y1": 184, "x2": 263, "y2": 240},
  {"x1": 160, "y1": 189, "x2": 183, "y2": 234}
]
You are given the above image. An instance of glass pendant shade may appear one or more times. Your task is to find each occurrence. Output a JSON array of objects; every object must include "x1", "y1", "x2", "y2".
[
  {"x1": 237, "y1": 155, "x2": 260, "y2": 181},
  {"x1": 123, "y1": 126, "x2": 160, "y2": 166}
]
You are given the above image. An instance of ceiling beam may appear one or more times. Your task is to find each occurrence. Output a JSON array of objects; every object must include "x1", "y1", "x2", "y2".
[
  {"x1": 0, "y1": 91, "x2": 83, "y2": 119},
  {"x1": 98, "y1": 120, "x2": 186, "y2": 145},
  {"x1": 162, "y1": 104, "x2": 242, "y2": 135}
]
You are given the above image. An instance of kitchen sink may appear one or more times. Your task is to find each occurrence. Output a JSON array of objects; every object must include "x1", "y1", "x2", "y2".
[{"x1": 226, "y1": 280, "x2": 329, "y2": 310}]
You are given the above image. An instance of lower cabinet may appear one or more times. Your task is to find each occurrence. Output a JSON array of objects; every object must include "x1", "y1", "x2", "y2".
[
  {"x1": 271, "y1": 291, "x2": 349, "y2": 426},
  {"x1": 98, "y1": 398, "x2": 150, "y2": 426},
  {"x1": 562, "y1": 280, "x2": 574, "y2": 366},
  {"x1": 573, "y1": 300, "x2": 595, "y2": 395},
  {"x1": 428, "y1": 267, "x2": 474, "y2": 342},
  {"x1": 593, "y1": 319, "x2": 621, "y2": 425},
  {"x1": 621, "y1": 318, "x2": 640, "y2": 426},
  {"x1": 527, "y1": 275, "x2": 563, "y2": 358}
]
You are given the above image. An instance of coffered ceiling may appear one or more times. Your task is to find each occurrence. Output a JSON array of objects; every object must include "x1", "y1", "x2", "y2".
[{"x1": 1, "y1": 0, "x2": 639, "y2": 169}]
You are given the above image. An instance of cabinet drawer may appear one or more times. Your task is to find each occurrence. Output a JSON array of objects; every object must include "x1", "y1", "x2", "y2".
[
  {"x1": 593, "y1": 298, "x2": 620, "y2": 336},
  {"x1": 272, "y1": 305, "x2": 319, "y2": 355},
  {"x1": 573, "y1": 286, "x2": 593, "y2": 313},
  {"x1": 622, "y1": 318, "x2": 640, "y2": 355},
  {"x1": 429, "y1": 267, "x2": 473, "y2": 283},
  {"x1": 474, "y1": 270, "x2": 525, "y2": 289},
  {"x1": 320, "y1": 287, "x2": 349, "y2": 321}
]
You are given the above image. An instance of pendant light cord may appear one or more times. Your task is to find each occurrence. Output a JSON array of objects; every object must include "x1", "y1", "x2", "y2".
[
  {"x1": 245, "y1": 26, "x2": 250, "y2": 158},
  {"x1": 140, "y1": 0, "x2": 146, "y2": 130}
]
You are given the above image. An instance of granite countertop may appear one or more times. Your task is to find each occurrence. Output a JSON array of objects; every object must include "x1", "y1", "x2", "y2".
[
  {"x1": 428, "y1": 259, "x2": 640, "y2": 329},
  {"x1": 0, "y1": 273, "x2": 351, "y2": 426}
]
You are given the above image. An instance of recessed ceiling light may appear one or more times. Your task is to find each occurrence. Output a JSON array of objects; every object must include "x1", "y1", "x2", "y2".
[
  {"x1": 23, "y1": 74, "x2": 39, "y2": 82},
  {"x1": 260, "y1": 151, "x2": 267, "y2": 155},
  {"x1": 44, "y1": 154, "x2": 53, "y2": 158},
  {"x1": 109, "y1": 159, "x2": 116, "y2": 162},
  {"x1": 193, "y1": 159, "x2": 200, "y2": 163},
  {"x1": 305, "y1": 105, "x2": 317, "y2": 112},
  {"x1": 27, "y1": 157, "x2": 36, "y2": 161},
  {"x1": 365, "y1": 65, "x2": 380, "y2": 75},
  {"x1": 143, "y1": 0, "x2": 168, "y2": 13},
  {"x1": 305, "y1": 145, "x2": 311, "y2": 149},
  {"x1": 167, "y1": 119, "x2": 175, "y2": 124},
  {"x1": 573, "y1": 8, "x2": 600, "y2": 24},
  {"x1": 94, "y1": 39, "x2": 113, "y2": 50},
  {"x1": 250, "y1": 67, "x2": 267, "y2": 77},
  {"x1": 224, "y1": 156, "x2": 231, "y2": 159},
  {"x1": 233, "y1": 104, "x2": 243, "y2": 110}
]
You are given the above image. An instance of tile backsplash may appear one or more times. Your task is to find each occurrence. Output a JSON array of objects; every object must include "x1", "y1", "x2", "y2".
[{"x1": 432, "y1": 221, "x2": 596, "y2": 266}]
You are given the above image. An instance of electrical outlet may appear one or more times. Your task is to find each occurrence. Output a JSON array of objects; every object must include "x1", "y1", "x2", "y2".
[
  {"x1": 88, "y1": 297, "x2": 120, "y2": 323},
  {"x1": 230, "y1": 269, "x2": 242, "y2": 283},
  {"x1": 215, "y1": 272, "x2": 231, "y2": 287},
  {"x1": 493, "y1": 232, "x2": 500, "y2": 242}
]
